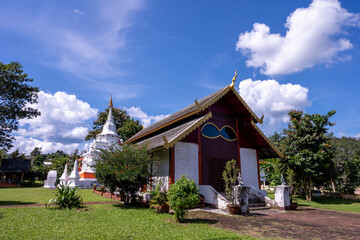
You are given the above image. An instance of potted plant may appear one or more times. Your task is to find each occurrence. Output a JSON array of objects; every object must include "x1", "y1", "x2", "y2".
[
  {"x1": 100, "y1": 185, "x2": 106, "y2": 196},
  {"x1": 150, "y1": 184, "x2": 169, "y2": 213},
  {"x1": 222, "y1": 159, "x2": 241, "y2": 214}
]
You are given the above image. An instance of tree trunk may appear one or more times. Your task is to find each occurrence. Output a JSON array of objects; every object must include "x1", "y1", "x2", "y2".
[
  {"x1": 306, "y1": 176, "x2": 312, "y2": 201},
  {"x1": 331, "y1": 178, "x2": 336, "y2": 192}
]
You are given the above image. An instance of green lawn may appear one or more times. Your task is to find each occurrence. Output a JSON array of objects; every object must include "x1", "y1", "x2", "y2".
[
  {"x1": 0, "y1": 187, "x2": 115, "y2": 205},
  {"x1": 266, "y1": 192, "x2": 360, "y2": 213},
  {"x1": 0, "y1": 204, "x2": 254, "y2": 239}
]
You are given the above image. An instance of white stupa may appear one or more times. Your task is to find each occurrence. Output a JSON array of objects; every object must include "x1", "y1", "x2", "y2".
[
  {"x1": 68, "y1": 159, "x2": 80, "y2": 188},
  {"x1": 78, "y1": 96, "x2": 122, "y2": 188},
  {"x1": 59, "y1": 164, "x2": 68, "y2": 185}
]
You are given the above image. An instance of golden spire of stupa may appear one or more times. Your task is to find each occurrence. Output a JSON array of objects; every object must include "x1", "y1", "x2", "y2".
[{"x1": 109, "y1": 94, "x2": 113, "y2": 108}]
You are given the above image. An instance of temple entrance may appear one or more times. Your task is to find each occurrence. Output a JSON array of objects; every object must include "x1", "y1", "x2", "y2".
[{"x1": 208, "y1": 158, "x2": 229, "y2": 192}]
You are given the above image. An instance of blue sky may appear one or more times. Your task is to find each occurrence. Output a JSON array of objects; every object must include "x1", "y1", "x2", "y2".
[{"x1": 1, "y1": 0, "x2": 359, "y2": 153}]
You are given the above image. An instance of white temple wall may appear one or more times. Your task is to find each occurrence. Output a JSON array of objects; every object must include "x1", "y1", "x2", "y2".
[
  {"x1": 152, "y1": 149, "x2": 170, "y2": 190},
  {"x1": 153, "y1": 149, "x2": 169, "y2": 176},
  {"x1": 240, "y1": 148, "x2": 259, "y2": 189},
  {"x1": 174, "y1": 142, "x2": 199, "y2": 184}
]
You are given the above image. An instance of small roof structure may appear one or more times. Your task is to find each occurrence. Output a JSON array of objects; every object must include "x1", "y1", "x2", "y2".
[
  {"x1": 126, "y1": 79, "x2": 283, "y2": 159},
  {"x1": 137, "y1": 112, "x2": 212, "y2": 149},
  {"x1": 0, "y1": 159, "x2": 31, "y2": 173}
]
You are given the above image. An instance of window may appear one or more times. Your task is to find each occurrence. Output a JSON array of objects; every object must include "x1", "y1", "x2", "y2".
[{"x1": 201, "y1": 122, "x2": 237, "y2": 141}]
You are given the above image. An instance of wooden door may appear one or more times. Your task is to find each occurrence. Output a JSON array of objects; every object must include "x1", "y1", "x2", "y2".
[{"x1": 209, "y1": 158, "x2": 229, "y2": 192}]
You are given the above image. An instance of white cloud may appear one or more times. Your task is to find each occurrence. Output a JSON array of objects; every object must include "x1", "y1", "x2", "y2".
[
  {"x1": 124, "y1": 106, "x2": 168, "y2": 127},
  {"x1": 236, "y1": 0, "x2": 360, "y2": 75},
  {"x1": 12, "y1": 91, "x2": 98, "y2": 154},
  {"x1": 62, "y1": 127, "x2": 89, "y2": 139},
  {"x1": 73, "y1": 9, "x2": 84, "y2": 15},
  {"x1": 238, "y1": 79, "x2": 311, "y2": 134},
  {"x1": 13, "y1": 136, "x2": 79, "y2": 155}
]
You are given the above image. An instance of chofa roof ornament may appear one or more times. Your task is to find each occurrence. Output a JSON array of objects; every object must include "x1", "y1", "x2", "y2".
[
  {"x1": 229, "y1": 70, "x2": 238, "y2": 88},
  {"x1": 195, "y1": 98, "x2": 201, "y2": 111},
  {"x1": 259, "y1": 113, "x2": 264, "y2": 124}
]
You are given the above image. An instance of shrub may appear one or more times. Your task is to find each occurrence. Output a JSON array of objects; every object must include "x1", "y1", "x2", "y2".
[
  {"x1": 168, "y1": 175, "x2": 199, "y2": 222},
  {"x1": 95, "y1": 143, "x2": 156, "y2": 204},
  {"x1": 48, "y1": 184, "x2": 83, "y2": 209}
]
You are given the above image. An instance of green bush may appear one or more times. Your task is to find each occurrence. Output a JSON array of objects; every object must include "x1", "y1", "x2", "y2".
[
  {"x1": 168, "y1": 175, "x2": 199, "y2": 222},
  {"x1": 48, "y1": 184, "x2": 83, "y2": 209}
]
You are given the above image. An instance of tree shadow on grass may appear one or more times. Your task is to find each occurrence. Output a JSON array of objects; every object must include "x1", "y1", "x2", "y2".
[
  {"x1": 181, "y1": 218, "x2": 218, "y2": 224},
  {"x1": 294, "y1": 208, "x2": 316, "y2": 211},
  {"x1": 0, "y1": 201, "x2": 37, "y2": 206},
  {"x1": 207, "y1": 238, "x2": 241, "y2": 240},
  {"x1": 113, "y1": 203, "x2": 146, "y2": 210},
  {"x1": 297, "y1": 197, "x2": 359, "y2": 206}
]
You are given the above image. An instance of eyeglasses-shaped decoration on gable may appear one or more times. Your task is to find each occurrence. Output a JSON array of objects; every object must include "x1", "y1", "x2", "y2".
[{"x1": 201, "y1": 122, "x2": 237, "y2": 141}]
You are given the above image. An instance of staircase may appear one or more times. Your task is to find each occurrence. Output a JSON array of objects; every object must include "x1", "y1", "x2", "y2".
[
  {"x1": 219, "y1": 191, "x2": 270, "y2": 211},
  {"x1": 249, "y1": 202, "x2": 270, "y2": 210},
  {"x1": 199, "y1": 185, "x2": 271, "y2": 211},
  {"x1": 248, "y1": 187, "x2": 271, "y2": 210}
]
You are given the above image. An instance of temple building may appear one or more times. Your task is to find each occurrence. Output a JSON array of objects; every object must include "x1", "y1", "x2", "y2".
[{"x1": 126, "y1": 72, "x2": 282, "y2": 208}]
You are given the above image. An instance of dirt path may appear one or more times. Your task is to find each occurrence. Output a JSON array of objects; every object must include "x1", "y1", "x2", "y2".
[
  {"x1": 0, "y1": 201, "x2": 120, "y2": 208},
  {"x1": 188, "y1": 207, "x2": 360, "y2": 240}
]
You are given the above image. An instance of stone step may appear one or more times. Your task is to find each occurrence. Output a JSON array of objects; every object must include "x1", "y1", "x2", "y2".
[
  {"x1": 249, "y1": 206, "x2": 271, "y2": 211},
  {"x1": 249, "y1": 202, "x2": 266, "y2": 208}
]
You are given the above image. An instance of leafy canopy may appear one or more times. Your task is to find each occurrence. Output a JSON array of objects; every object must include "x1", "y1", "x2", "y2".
[
  {"x1": 281, "y1": 110, "x2": 336, "y2": 200},
  {"x1": 331, "y1": 137, "x2": 360, "y2": 193},
  {"x1": 95, "y1": 143, "x2": 154, "y2": 204},
  {"x1": 0, "y1": 62, "x2": 40, "y2": 150},
  {"x1": 85, "y1": 107, "x2": 142, "y2": 141}
]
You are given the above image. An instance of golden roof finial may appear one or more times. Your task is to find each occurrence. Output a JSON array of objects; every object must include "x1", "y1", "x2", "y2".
[
  {"x1": 109, "y1": 94, "x2": 113, "y2": 108},
  {"x1": 195, "y1": 98, "x2": 201, "y2": 111},
  {"x1": 259, "y1": 113, "x2": 264, "y2": 124},
  {"x1": 230, "y1": 70, "x2": 238, "y2": 88}
]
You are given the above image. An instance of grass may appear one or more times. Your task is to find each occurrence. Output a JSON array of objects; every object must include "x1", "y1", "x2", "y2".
[
  {"x1": 294, "y1": 197, "x2": 360, "y2": 213},
  {"x1": 0, "y1": 204, "x2": 254, "y2": 239},
  {"x1": 0, "y1": 187, "x2": 115, "y2": 205},
  {"x1": 266, "y1": 191, "x2": 360, "y2": 213}
]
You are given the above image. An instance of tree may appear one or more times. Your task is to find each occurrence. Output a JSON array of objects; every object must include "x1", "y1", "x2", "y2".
[
  {"x1": 222, "y1": 159, "x2": 239, "y2": 205},
  {"x1": 281, "y1": 110, "x2": 336, "y2": 201},
  {"x1": 95, "y1": 143, "x2": 154, "y2": 204},
  {"x1": 85, "y1": 107, "x2": 142, "y2": 142},
  {"x1": 0, "y1": 62, "x2": 40, "y2": 150},
  {"x1": 260, "y1": 158, "x2": 282, "y2": 186},
  {"x1": 50, "y1": 153, "x2": 72, "y2": 182},
  {"x1": 9, "y1": 149, "x2": 26, "y2": 159},
  {"x1": 331, "y1": 137, "x2": 360, "y2": 193},
  {"x1": 30, "y1": 147, "x2": 42, "y2": 157},
  {"x1": 261, "y1": 132, "x2": 285, "y2": 186}
]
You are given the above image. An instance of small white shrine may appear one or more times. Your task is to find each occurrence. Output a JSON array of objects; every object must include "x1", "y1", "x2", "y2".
[
  {"x1": 43, "y1": 170, "x2": 57, "y2": 189},
  {"x1": 59, "y1": 96, "x2": 122, "y2": 188}
]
